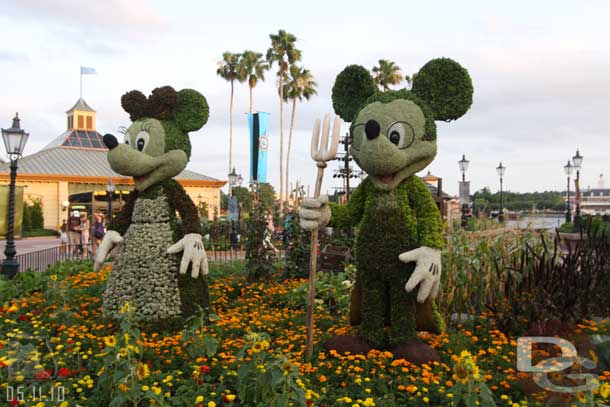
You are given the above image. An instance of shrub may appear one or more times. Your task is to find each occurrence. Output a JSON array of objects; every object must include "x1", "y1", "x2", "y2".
[
  {"x1": 284, "y1": 213, "x2": 310, "y2": 278},
  {"x1": 244, "y1": 199, "x2": 277, "y2": 280},
  {"x1": 22, "y1": 197, "x2": 44, "y2": 231},
  {"x1": 236, "y1": 332, "x2": 307, "y2": 407},
  {"x1": 488, "y1": 232, "x2": 610, "y2": 334}
]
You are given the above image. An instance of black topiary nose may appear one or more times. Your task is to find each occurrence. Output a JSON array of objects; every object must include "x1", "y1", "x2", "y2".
[
  {"x1": 365, "y1": 120, "x2": 381, "y2": 140},
  {"x1": 103, "y1": 134, "x2": 118, "y2": 150}
]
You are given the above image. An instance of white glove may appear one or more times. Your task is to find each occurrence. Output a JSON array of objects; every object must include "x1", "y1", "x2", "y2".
[
  {"x1": 166, "y1": 233, "x2": 208, "y2": 278},
  {"x1": 398, "y1": 246, "x2": 442, "y2": 303},
  {"x1": 299, "y1": 195, "x2": 331, "y2": 231},
  {"x1": 94, "y1": 230, "x2": 124, "y2": 271}
]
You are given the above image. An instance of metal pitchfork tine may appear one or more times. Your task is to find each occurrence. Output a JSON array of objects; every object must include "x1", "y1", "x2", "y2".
[{"x1": 306, "y1": 113, "x2": 341, "y2": 359}]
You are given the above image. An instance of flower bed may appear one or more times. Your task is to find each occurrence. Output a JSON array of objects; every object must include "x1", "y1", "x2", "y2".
[{"x1": 1, "y1": 261, "x2": 609, "y2": 406}]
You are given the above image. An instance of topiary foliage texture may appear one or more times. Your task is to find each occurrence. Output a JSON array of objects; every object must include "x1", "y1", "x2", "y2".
[
  {"x1": 319, "y1": 57, "x2": 473, "y2": 352},
  {"x1": 100, "y1": 85, "x2": 211, "y2": 330}
]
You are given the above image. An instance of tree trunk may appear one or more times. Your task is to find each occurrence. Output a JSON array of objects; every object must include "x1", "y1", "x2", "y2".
[
  {"x1": 285, "y1": 97, "x2": 297, "y2": 206},
  {"x1": 249, "y1": 85, "x2": 253, "y2": 113},
  {"x1": 229, "y1": 79, "x2": 234, "y2": 197},
  {"x1": 278, "y1": 72, "x2": 285, "y2": 211}
]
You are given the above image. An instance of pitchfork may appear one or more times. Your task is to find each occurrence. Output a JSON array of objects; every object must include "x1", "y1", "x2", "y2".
[{"x1": 306, "y1": 113, "x2": 341, "y2": 359}]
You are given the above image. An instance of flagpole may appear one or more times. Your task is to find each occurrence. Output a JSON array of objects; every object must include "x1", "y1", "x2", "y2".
[{"x1": 80, "y1": 71, "x2": 83, "y2": 99}]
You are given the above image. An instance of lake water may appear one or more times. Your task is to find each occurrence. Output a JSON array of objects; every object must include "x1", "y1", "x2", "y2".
[{"x1": 506, "y1": 215, "x2": 566, "y2": 229}]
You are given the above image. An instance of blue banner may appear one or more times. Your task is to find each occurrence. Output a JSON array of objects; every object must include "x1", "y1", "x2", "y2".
[{"x1": 248, "y1": 112, "x2": 270, "y2": 183}]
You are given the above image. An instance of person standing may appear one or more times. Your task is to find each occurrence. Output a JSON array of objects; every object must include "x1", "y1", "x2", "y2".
[
  {"x1": 92, "y1": 210, "x2": 105, "y2": 257},
  {"x1": 79, "y1": 212, "x2": 90, "y2": 257},
  {"x1": 59, "y1": 220, "x2": 69, "y2": 256},
  {"x1": 68, "y1": 211, "x2": 81, "y2": 256}
]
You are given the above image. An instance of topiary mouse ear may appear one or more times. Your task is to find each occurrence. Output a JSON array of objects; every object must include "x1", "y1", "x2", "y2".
[
  {"x1": 411, "y1": 58, "x2": 473, "y2": 122},
  {"x1": 332, "y1": 65, "x2": 377, "y2": 122},
  {"x1": 174, "y1": 89, "x2": 209, "y2": 133},
  {"x1": 121, "y1": 90, "x2": 148, "y2": 121},
  {"x1": 147, "y1": 86, "x2": 178, "y2": 120}
]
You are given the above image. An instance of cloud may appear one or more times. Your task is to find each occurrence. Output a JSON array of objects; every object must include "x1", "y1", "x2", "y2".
[
  {"x1": 0, "y1": 50, "x2": 30, "y2": 64},
  {"x1": 0, "y1": 0, "x2": 170, "y2": 53},
  {"x1": 0, "y1": 0, "x2": 167, "y2": 31}
]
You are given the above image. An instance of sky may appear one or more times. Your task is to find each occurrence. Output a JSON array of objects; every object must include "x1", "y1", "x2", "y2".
[{"x1": 1, "y1": 0, "x2": 609, "y2": 196}]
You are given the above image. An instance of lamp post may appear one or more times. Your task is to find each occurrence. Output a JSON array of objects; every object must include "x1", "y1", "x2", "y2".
[
  {"x1": 1, "y1": 113, "x2": 29, "y2": 279},
  {"x1": 572, "y1": 150, "x2": 583, "y2": 230},
  {"x1": 227, "y1": 167, "x2": 242, "y2": 250},
  {"x1": 564, "y1": 160, "x2": 574, "y2": 224},
  {"x1": 496, "y1": 162, "x2": 506, "y2": 223},
  {"x1": 458, "y1": 154, "x2": 470, "y2": 228},
  {"x1": 106, "y1": 179, "x2": 115, "y2": 221}
]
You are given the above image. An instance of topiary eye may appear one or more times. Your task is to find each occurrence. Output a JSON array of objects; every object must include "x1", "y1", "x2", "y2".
[
  {"x1": 135, "y1": 131, "x2": 150, "y2": 152},
  {"x1": 386, "y1": 122, "x2": 415, "y2": 149},
  {"x1": 389, "y1": 130, "x2": 401, "y2": 145}
]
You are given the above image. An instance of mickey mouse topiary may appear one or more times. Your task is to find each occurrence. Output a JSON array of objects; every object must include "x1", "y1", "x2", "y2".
[
  {"x1": 95, "y1": 86, "x2": 210, "y2": 330},
  {"x1": 302, "y1": 58, "x2": 473, "y2": 362}
]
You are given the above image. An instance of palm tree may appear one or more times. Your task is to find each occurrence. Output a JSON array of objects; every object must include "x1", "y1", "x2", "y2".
[
  {"x1": 238, "y1": 50, "x2": 270, "y2": 113},
  {"x1": 371, "y1": 59, "x2": 407, "y2": 91},
  {"x1": 216, "y1": 52, "x2": 243, "y2": 178},
  {"x1": 266, "y1": 29, "x2": 301, "y2": 209},
  {"x1": 282, "y1": 65, "x2": 317, "y2": 204}
]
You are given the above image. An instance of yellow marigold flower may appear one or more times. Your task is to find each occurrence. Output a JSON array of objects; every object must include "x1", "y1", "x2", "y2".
[
  {"x1": 136, "y1": 362, "x2": 150, "y2": 379},
  {"x1": 118, "y1": 383, "x2": 129, "y2": 392},
  {"x1": 195, "y1": 395, "x2": 204, "y2": 403},
  {"x1": 600, "y1": 382, "x2": 610, "y2": 399},
  {"x1": 50, "y1": 275, "x2": 58, "y2": 281},
  {"x1": 119, "y1": 301, "x2": 133, "y2": 314},
  {"x1": 103, "y1": 336, "x2": 116, "y2": 347},
  {"x1": 225, "y1": 394, "x2": 236, "y2": 401},
  {"x1": 208, "y1": 402, "x2": 216, "y2": 407},
  {"x1": 362, "y1": 398, "x2": 375, "y2": 407},
  {"x1": 142, "y1": 385, "x2": 150, "y2": 391}
]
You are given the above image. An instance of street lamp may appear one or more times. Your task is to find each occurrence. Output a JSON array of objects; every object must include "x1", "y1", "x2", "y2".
[
  {"x1": 1, "y1": 113, "x2": 29, "y2": 279},
  {"x1": 564, "y1": 160, "x2": 574, "y2": 223},
  {"x1": 496, "y1": 162, "x2": 506, "y2": 223},
  {"x1": 572, "y1": 150, "x2": 583, "y2": 230},
  {"x1": 458, "y1": 154, "x2": 470, "y2": 228},
  {"x1": 106, "y1": 178, "x2": 115, "y2": 221},
  {"x1": 228, "y1": 167, "x2": 238, "y2": 197},
  {"x1": 227, "y1": 167, "x2": 242, "y2": 249},
  {"x1": 458, "y1": 154, "x2": 469, "y2": 182}
]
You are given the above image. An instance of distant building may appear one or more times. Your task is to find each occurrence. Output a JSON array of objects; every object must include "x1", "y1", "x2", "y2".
[
  {"x1": 421, "y1": 171, "x2": 460, "y2": 220},
  {"x1": 565, "y1": 173, "x2": 610, "y2": 215},
  {"x1": 0, "y1": 98, "x2": 225, "y2": 230}
]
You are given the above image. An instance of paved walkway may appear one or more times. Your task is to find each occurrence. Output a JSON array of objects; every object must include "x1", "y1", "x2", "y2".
[{"x1": 0, "y1": 237, "x2": 61, "y2": 259}]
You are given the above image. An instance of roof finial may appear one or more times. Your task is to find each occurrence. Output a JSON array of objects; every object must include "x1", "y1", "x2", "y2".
[{"x1": 9, "y1": 113, "x2": 22, "y2": 131}]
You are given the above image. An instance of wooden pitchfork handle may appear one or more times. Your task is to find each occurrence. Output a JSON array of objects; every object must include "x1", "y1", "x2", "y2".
[{"x1": 306, "y1": 114, "x2": 341, "y2": 359}]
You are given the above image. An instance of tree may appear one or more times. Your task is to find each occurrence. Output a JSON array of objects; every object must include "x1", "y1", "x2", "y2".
[
  {"x1": 266, "y1": 29, "x2": 301, "y2": 210},
  {"x1": 231, "y1": 186, "x2": 253, "y2": 212},
  {"x1": 245, "y1": 199, "x2": 277, "y2": 281},
  {"x1": 371, "y1": 59, "x2": 406, "y2": 91},
  {"x1": 282, "y1": 65, "x2": 317, "y2": 205},
  {"x1": 238, "y1": 50, "x2": 270, "y2": 113},
  {"x1": 216, "y1": 52, "x2": 244, "y2": 176},
  {"x1": 258, "y1": 182, "x2": 277, "y2": 210}
]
